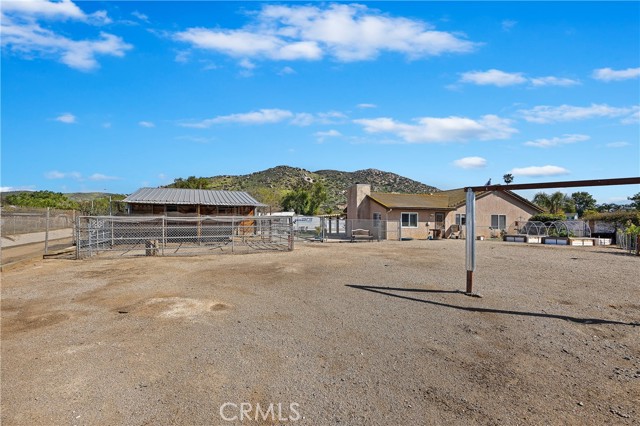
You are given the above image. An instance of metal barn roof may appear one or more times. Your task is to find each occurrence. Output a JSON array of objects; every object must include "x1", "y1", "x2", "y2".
[{"x1": 123, "y1": 188, "x2": 265, "y2": 207}]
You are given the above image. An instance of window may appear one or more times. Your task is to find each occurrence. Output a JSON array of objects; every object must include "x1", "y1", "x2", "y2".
[
  {"x1": 455, "y1": 214, "x2": 466, "y2": 226},
  {"x1": 491, "y1": 214, "x2": 507, "y2": 230},
  {"x1": 373, "y1": 212, "x2": 382, "y2": 226},
  {"x1": 401, "y1": 212, "x2": 418, "y2": 228}
]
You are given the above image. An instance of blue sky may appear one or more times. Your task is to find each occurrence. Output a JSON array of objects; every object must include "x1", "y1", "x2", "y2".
[{"x1": 2, "y1": 1, "x2": 639, "y2": 203}]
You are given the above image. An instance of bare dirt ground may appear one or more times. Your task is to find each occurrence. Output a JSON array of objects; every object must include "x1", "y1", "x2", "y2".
[
  {"x1": 1, "y1": 237, "x2": 74, "y2": 269},
  {"x1": 1, "y1": 240, "x2": 638, "y2": 425}
]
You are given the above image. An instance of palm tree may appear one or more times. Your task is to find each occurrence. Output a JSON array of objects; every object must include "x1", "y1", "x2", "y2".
[
  {"x1": 532, "y1": 191, "x2": 572, "y2": 214},
  {"x1": 503, "y1": 173, "x2": 514, "y2": 185}
]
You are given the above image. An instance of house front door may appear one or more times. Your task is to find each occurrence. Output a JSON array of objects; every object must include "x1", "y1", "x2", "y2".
[{"x1": 435, "y1": 212, "x2": 445, "y2": 231}]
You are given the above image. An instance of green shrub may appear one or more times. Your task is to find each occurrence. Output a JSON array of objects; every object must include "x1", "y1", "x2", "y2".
[{"x1": 529, "y1": 213, "x2": 565, "y2": 223}]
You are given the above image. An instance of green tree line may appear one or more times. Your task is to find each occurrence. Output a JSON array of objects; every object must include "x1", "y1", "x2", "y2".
[{"x1": 3, "y1": 191, "x2": 126, "y2": 215}]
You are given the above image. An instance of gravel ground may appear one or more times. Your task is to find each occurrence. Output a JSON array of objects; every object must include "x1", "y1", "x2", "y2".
[{"x1": 1, "y1": 240, "x2": 638, "y2": 425}]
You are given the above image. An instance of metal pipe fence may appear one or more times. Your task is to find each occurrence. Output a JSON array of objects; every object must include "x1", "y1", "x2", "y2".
[{"x1": 76, "y1": 215, "x2": 294, "y2": 259}]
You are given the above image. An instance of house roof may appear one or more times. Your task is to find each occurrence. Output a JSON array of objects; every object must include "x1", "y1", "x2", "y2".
[
  {"x1": 123, "y1": 187, "x2": 266, "y2": 207},
  {"x1": 368, "y1": 188, "x2": 543, "y2": 212},
  {"x1": 369, "y1": 192, "x2": 452, "y2": 209}
]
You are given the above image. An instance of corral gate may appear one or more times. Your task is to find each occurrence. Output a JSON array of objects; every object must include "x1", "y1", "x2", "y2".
[{"x1": 75, "y1": 215, "x2": 294, "y2": 259}]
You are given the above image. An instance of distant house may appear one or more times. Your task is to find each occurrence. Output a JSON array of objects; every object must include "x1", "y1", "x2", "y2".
[
  {"x1": 347, "y1": 184, "x2": 543, "y2": 239},
  {"x1": 123, "y1": 187, "x2": 265, "y2": 216}
]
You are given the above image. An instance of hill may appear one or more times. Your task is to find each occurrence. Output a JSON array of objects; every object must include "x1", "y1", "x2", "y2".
[{"x1": 170, "y1": 165, "x2": 440, "y2": 212}]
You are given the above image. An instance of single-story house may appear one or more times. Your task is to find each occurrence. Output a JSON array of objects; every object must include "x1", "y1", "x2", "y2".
[
  {"x1": 347, "y1": 183, "x2": 543, "y2": 239},
  {"x1": 123, "y1": 187, "x2": 265, "y2": 216}
]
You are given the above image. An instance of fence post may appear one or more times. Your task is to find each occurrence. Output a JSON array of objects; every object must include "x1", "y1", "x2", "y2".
[
  {"x1": 72, "y1": 210, "x2": 77, "y2": 246},
  {"x1": 44, "y1": 207, "x2": 50, "y2": 255},
  {"x1": 636, "y1": 234, "x2": 639, "y2": 256},
  {"x1": 231, "y1": 218, "x2": 235, "y2": 253},
  {"x1": 75, "y1": 216, "x2": 80, "y2": 259},
  {"x1": 162, "y1": 216, "x2": 166, "y2": 256},
  {"x1": 288, "y1": 217, "x2": 294, "y2": 251}
]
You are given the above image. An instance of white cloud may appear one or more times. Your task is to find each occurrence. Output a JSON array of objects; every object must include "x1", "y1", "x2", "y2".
[
  {"x1": 290, "y1": 112, "x2": 315, "y2": 126},
  {"x1": 606, "y1": 141, "x2": 631, "y2": 148},
  {"x1": 131, "y1": 11, "x2": 149, "y2": 23},
  {"x1": 510, "y1": 165, "x2": 569, "y2": 177},
  {"x1": 45, "y1": 170, "x2": 82, "y2": 180},
  {"x1": 181, "y1": 109, "x2": 294, "y2": 128},
  {"x1": 278, "y1": 66, "x2": 296, "y2": 75},
  {"x1": 1, "y1": 0, "x2": 86, "y2": 20},
  {"x1": 354, "y1": 114, "x2": 517, "y2": 143},
  {"x1": 88, "y1": 173, "x2": 119, "y2": 181},
  {"x1": 175, "y1": 50, "x2": 190, "y2": 63},
  {"x1": 0, "y1": 186, "x2": 35, "y2": 192},
  {"x1": 502, "y1": 20, "x2": 517, "y2": 31},
  {"x1": 239, "y1": 58, "x2": 256, "y2": 70},
  {"x1": 518, "y1": 103, "x2": 640, "y2": 124},
  {"x1": 55, "y1": 113, "x2": 76, "y2": 123},
  {"x1": 459, "y1": 69, "x2": 579, "y2": 87},
  {"x1": 315, "y1": 129, "x2": 342, "y2": 142},
  {"x1": 102, "y1": 122, "x2": 112, "y2": 128},
  {"x1": 460, "y1": 69, "x2": 527, "y2": 87},
  {"x1": 523, "y1": 134, "x2": 590, "y2": 148},
  {"x1": 174, "y1": 4, "x2": 477, "y2": 64},
  {"x1": 592, "y1": 67, "x2": 640, "y2": 82},
  {"x1": 529, "y1": 76, "x2": 580, "y2": 87},
  {"x1": 181, "y1": 109, "x2": 346, "y2": 128},
  {"x1": 315, "y1": 129, "x2": 341, "y2": 137},
  {"x1": 139, "y1": 121, "x2": 155, "y2": 128},
  {"x1": 357, "y1": 103, "x2": 377, "y2": 109},
  {"x1": 621, "y1": 110, "x2": 640, "y2": 125},
  {"x1": 453, "y1": 156, "x2": 487, "y2": 169},
  {"x1": 44, "y1": 170, "x2": 118, "y2": 181},
  {"x1": 175, "y1": 135, "x2": 215, "y2": 144},
  {"x1": 1, "y1": 3, "x2": 132, "y2": 71},
  {"x1": 1, "y1": 0, "x2": 111, "y2": 24},
  {"x1": 174, "y1": 28, "x2": 322, "y2": 61}
]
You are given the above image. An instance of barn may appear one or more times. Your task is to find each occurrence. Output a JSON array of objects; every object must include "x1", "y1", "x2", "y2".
[{"x1": 123, "y1": 187, "x2": 265, "y2": 216}]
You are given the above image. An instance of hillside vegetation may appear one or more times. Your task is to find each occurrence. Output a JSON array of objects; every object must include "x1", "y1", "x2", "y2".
[{"x1": 169, "y1": 165, "x2": 440, "y2": 212}]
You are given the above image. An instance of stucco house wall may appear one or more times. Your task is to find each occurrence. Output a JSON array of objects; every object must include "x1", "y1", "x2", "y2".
[
  {"x1": 347, "y1": 184, "x2": 541, "y2": 240},
  {"x1": 451, "y1": 191, "x2": 541, "y2": 238}
]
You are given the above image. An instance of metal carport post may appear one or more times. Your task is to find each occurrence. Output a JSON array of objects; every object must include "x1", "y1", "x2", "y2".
[{"x1": 464, "y1": 177, "x2": 640, "y2": 295}]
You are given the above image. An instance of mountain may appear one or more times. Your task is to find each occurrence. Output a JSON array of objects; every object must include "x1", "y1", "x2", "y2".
[{"x1": 170, "y1": 165, "x2": 440, "y2": 212}]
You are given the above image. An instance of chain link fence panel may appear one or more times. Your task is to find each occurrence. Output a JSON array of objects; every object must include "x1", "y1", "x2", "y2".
[
  {"x1": 76, "y1": 215, "x2": 294, "y2": 259},
  {"x1": 1, "y1": 207, "x2": 75, "y2": 237}
]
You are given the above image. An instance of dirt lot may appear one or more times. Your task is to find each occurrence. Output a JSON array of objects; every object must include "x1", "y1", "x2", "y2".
[{"x1": 1, "y1": 240, "x2": 638, "y2": 425}]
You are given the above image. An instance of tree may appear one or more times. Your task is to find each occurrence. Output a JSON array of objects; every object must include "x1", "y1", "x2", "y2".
[
  {"x1": 503, "y1": 173, "x2": 514, "y2": 185},
  {"x1": 4, "y1": 191, "x2": 79, "y2": 210},
  {"x1": 532, "y1": 191, "x2": 573, "y2": 215},
  {"x1": 570, "y1": 191, "x2": 597, "y2": 217},
  {"x1": 629, "y1": 192, "x2": 640, "y2": 210},
  {"x1": 307, "y1": 181, "x2": 328, "y2": 215},
  {"x1": 281, "y1": 182, "x2": 328, "y2": 215},
  {"x1": 596, "y1": 203, "x2": 623, "y2": 213},
  {"x1": 171, "y1": 176, "x2": 212, "y2": 189},
  {"x1": 251, "y1": 187, "x2": 284, "y2": 211}
]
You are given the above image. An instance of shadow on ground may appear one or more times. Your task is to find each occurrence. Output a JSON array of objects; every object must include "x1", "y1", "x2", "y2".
[{"x1": 346, "y1": 284, "x2": 639, "y2": 327}]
